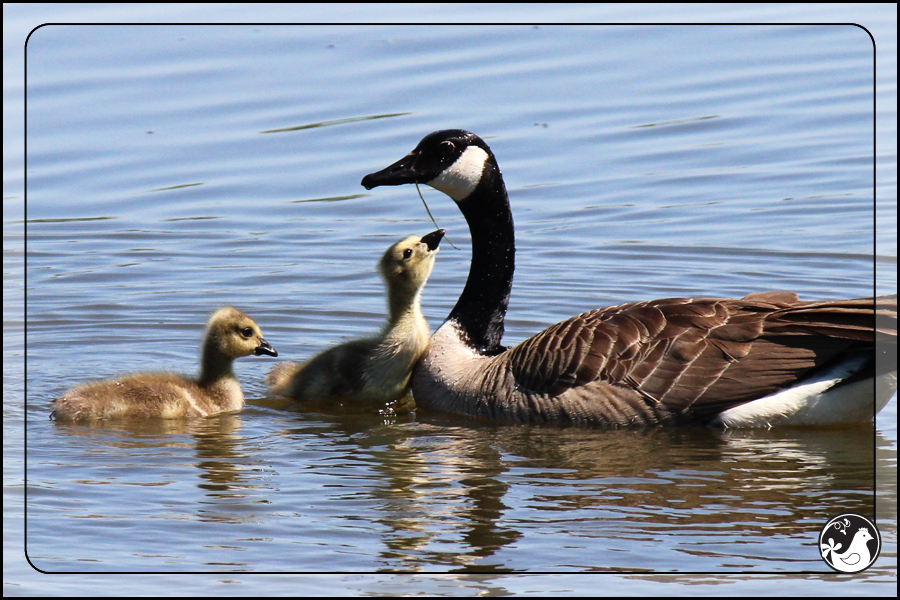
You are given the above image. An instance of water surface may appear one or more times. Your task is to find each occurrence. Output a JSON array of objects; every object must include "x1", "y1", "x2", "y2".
[{"x1": 6, "y1": 6, "x2": 897, "y2": 596}]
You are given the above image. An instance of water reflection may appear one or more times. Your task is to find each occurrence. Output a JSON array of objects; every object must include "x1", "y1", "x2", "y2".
[
  {"x1": 270, "y1": 412, "x2": 879, "y2": 572},
  {"x1": 365, "y1": 422, "x2": 521, "y2": 572},
  {"x1": 38, "y1": 401, "x2": 883, "y2": 572},
  {"x1": 49, "y1": 415, "x2": 267, "y2": 525}
]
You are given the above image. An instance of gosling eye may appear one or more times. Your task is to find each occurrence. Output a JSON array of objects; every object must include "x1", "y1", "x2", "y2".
[
  {"x1": 402, "y1": 248, "x2": 413, "y2": 260},
  {"x1": 240, "y1": 327, "x2": 254, "y2": 338}
]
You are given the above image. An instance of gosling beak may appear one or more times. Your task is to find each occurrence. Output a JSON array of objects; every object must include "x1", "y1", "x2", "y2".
[
  {"x1": 420, "y1": 229, "x2": 445, "y2": 251},
  {"x1": 361, "y1": 151, "x2": 422, "y2": 189},
  {"x1": 255, "y1": 338, "x2": 278, "y2": 357}
]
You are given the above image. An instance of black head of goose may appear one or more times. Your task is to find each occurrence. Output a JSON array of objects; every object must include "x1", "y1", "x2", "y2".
[
  {"x1": 52, "y1": 307, "x2": 278, "y2": 421},
  {"x1": 362, "y1": 129, "x2": 898, "y2": 427}
]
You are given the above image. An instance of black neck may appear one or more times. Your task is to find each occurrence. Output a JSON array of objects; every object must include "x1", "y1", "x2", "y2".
[{"x1": 448, "y1": 158, "x2": 515, "y2": 354}]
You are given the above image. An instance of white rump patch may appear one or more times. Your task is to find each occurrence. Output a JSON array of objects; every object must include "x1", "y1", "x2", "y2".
[
  {"x1": 427, "y1": 146, "x2": 489, "y2": 201},
  {"x1": 712, "y1": 356, "x2": 896, "y2": 428}
]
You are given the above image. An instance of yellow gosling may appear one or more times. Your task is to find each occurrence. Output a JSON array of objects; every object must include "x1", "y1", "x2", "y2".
[
  {"x1": 52, "y1": 307, "x2": 277, "y2": 421},
  {"x1": 267, "y1": 229, "x2": 443, "y2": 407}
]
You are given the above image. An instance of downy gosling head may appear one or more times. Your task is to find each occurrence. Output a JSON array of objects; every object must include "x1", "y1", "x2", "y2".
[
  {"x1": 266, "y1": 229, "x2": 444, "y2": 408},
  {"x1": 52, "y1": 307, "x2": 277, "y2": 421}
]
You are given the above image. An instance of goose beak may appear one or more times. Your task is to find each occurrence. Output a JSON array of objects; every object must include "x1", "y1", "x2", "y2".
[
  {"x1": 255, "y1": 338, "x2": 278, "y2": 357},
  {"x1": 421, "y1": 229, "x2": 445, "y2": 251},
  {"x1": 361, "y1": 152, "x2": 422, "y2": 189}
]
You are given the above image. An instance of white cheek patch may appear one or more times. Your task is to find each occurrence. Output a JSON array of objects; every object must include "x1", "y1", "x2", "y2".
[{"x1": 427, "y1": 146, "x2": 489, "y2": 201}]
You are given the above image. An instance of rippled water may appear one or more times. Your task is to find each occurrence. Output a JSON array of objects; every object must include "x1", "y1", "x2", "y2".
[{"x1": 6, "y1": 5, "x2": 898, "y2": 596}]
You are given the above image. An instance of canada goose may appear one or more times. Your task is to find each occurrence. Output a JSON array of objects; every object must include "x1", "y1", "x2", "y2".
[
  {"x1": 361, "y1": 129, "x2": 898, "y2": 427},
  {"x1": 266, "y1": 229, "x2": 444, "y2": 406},
  {"x1": 52, "y1": 307, "x2": 277, "y2": 421}
]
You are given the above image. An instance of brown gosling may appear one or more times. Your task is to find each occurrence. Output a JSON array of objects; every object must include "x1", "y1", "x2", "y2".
[
  {"x1": 266, "y1": 229, "x2": 444, "y2": 406},
  {"x1": 52, "y1": 307, "x2": 277, "y2": 421}
]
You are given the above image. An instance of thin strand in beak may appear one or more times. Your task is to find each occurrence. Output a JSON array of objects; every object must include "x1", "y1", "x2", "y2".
[{"x1": 416, "y1": 182, "x2": 460, "y2": 250}]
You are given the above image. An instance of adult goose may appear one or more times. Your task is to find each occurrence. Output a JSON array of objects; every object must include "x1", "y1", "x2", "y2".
[
  {"x1": 361, "y1": 129, "x2": 897, "y2": 427},
  {"x1": 267, "y1": 229, "x2": 444, "y2": 407},
  {"x1": 52, "y1": 307, "x2": 277, "y2": 421}
]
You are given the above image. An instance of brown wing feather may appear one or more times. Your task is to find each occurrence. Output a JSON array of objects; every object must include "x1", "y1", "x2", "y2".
[{"x1": 503, "y1": 294, "x2": 896, "y2": 422}]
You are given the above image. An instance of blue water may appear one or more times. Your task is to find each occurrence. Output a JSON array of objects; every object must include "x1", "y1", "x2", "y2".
[{"x1": 5, "y1": 4, "x2": 897, "y2": 597}]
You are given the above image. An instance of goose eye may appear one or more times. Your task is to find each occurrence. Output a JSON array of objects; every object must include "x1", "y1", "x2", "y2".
[
  {"x1": 240, "y1": 327, "x2": 253, "y2": 338},
  {"x1": 403, "y1": 248, "x2": 413, "y2": 259},
  {"x1": 439, "y1": 140, "x2": 455, "y2": 155}
]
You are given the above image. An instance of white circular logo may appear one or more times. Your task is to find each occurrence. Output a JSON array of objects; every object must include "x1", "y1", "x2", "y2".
[{"x1": 819, "y1": 514, "x2": 881, "y2": 573}]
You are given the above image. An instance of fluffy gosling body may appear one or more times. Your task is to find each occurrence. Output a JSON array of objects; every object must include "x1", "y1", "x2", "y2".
[
  {"x1": 52, "y1": 307, "x2": 277, "y2": 421},
  {"x1": 267, "y1": 229, "x2": 444, "y2": 406}
]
